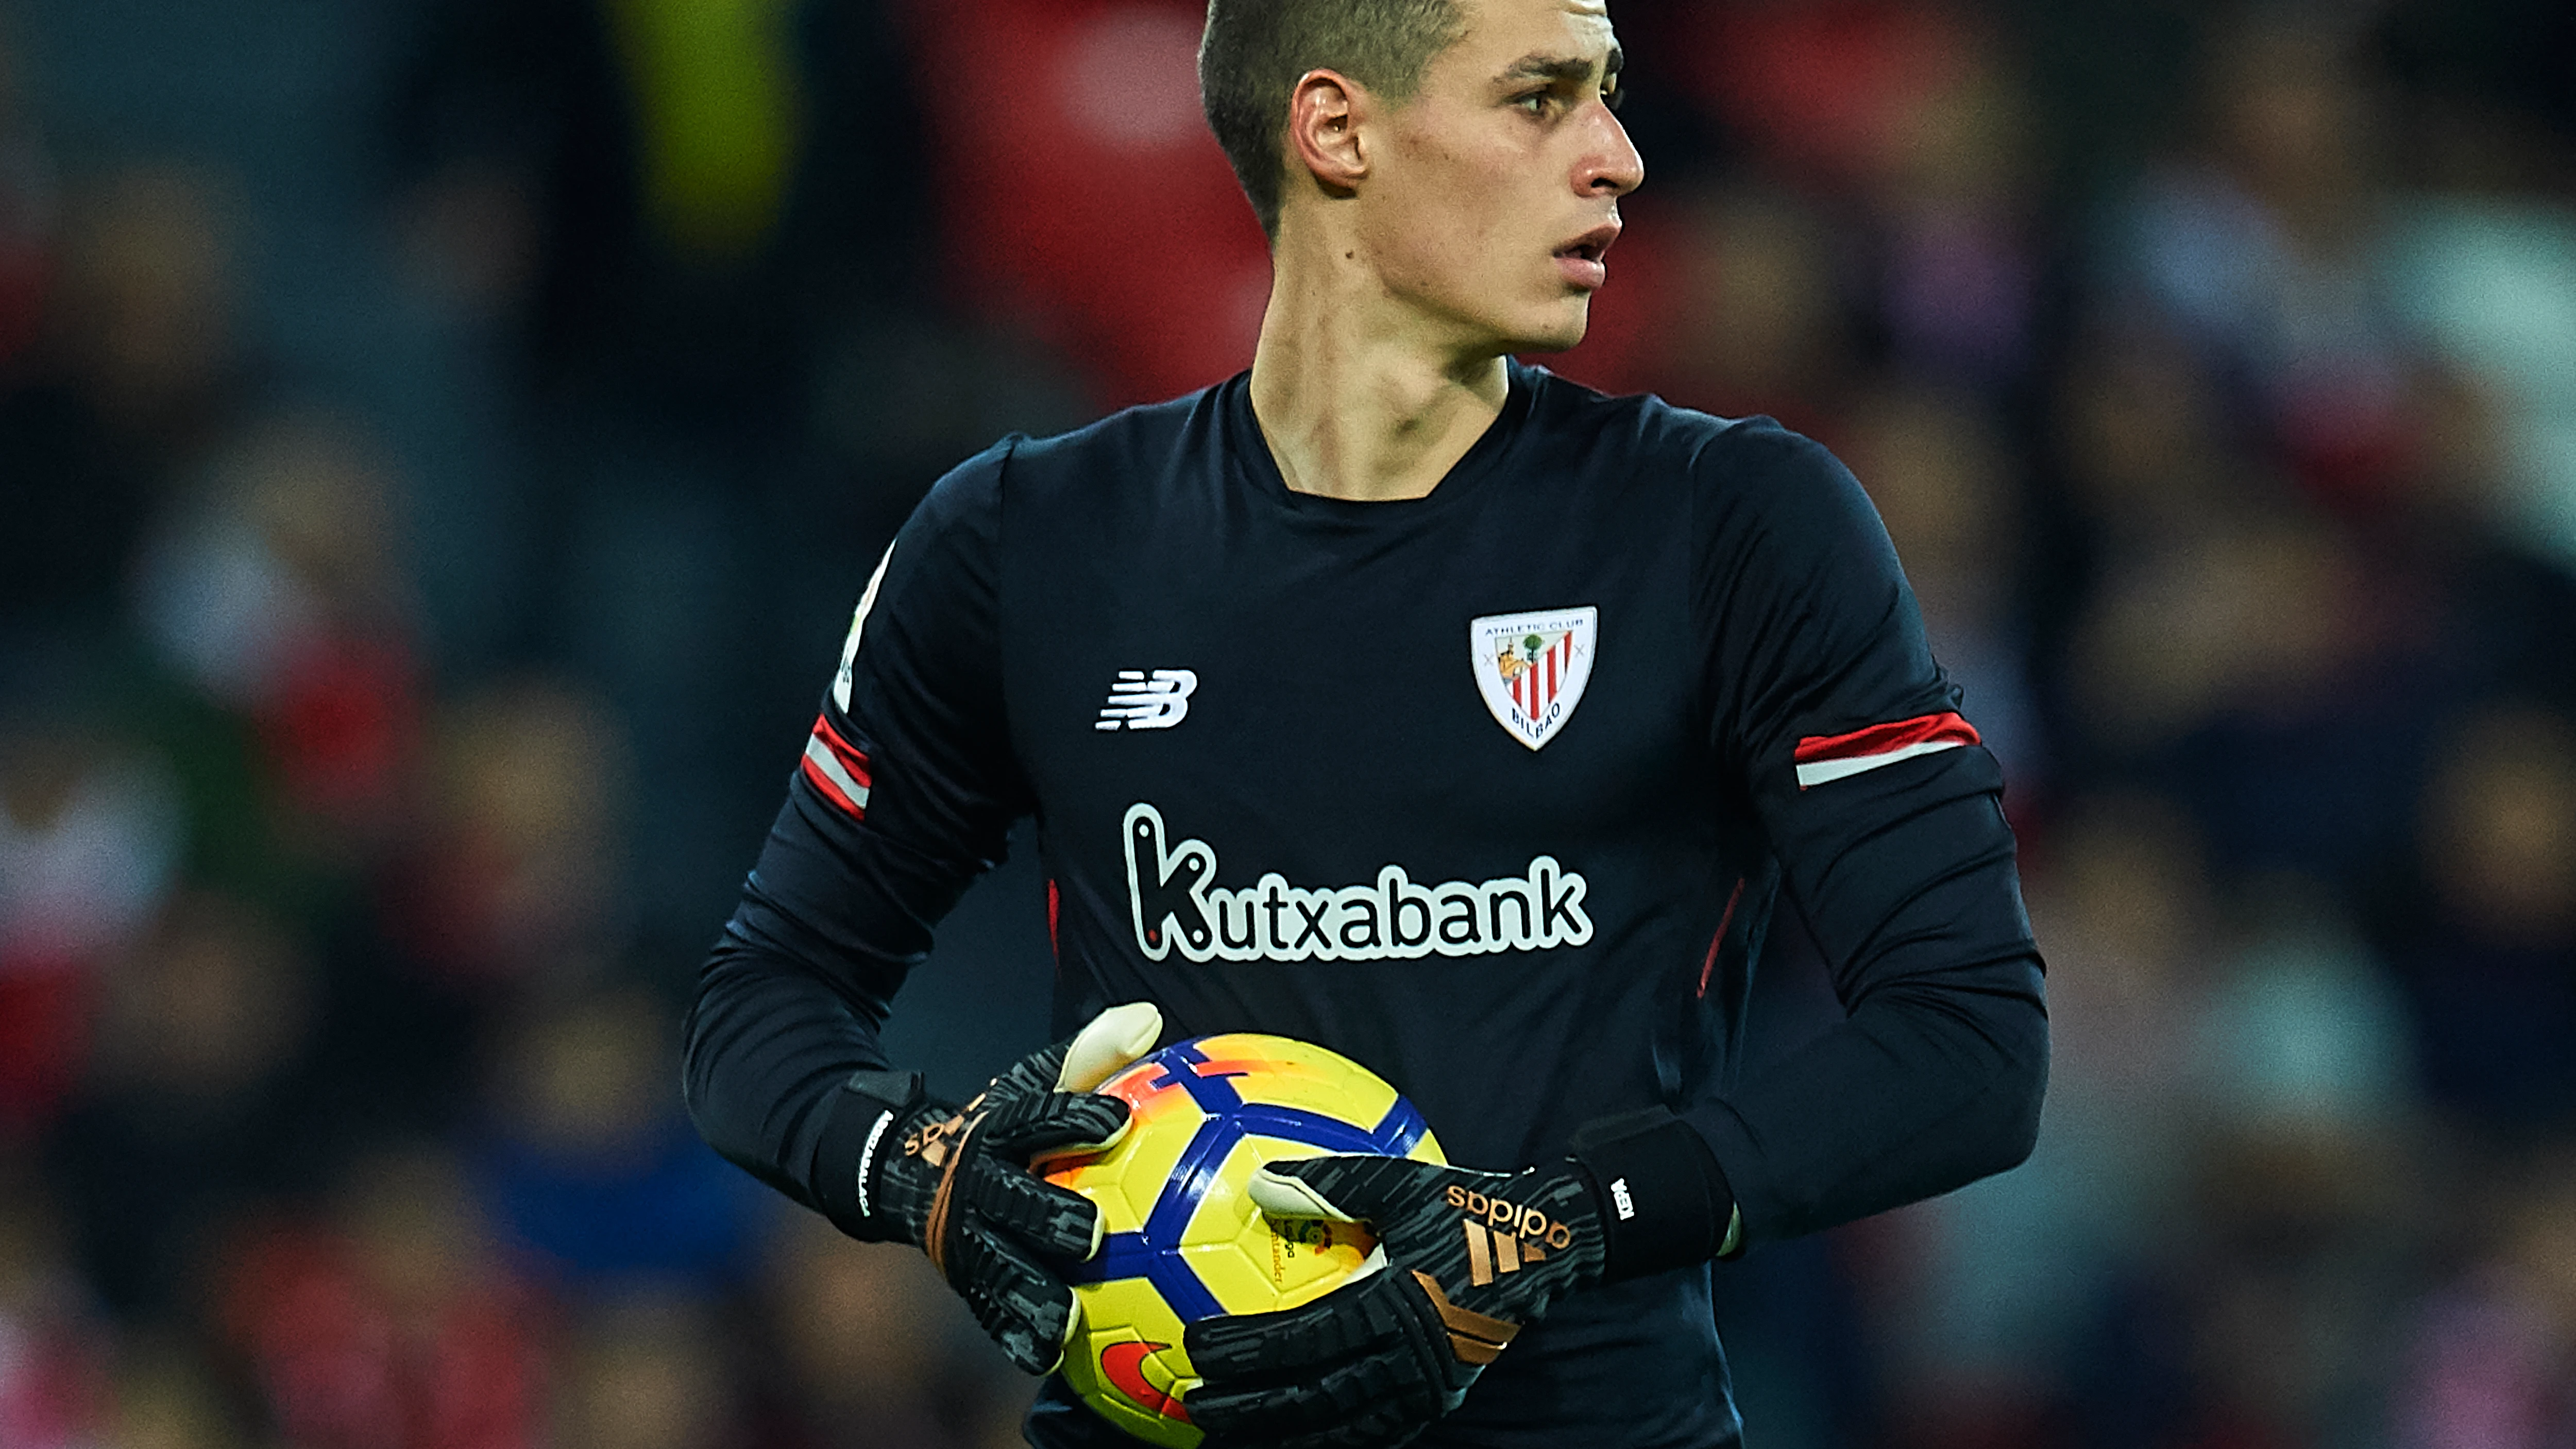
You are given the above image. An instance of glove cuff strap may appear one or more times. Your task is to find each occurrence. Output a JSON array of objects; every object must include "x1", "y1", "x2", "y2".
[
  {"x1": 921, "y1": 1112, "x2": 985, "y2": 1280},
  {"x1": 1568, "y1": 1107, "x2": 1735, "y2": 1282},
  {"x1": 815, "y1": 1069, "x2": 925, "y2": 1239}
]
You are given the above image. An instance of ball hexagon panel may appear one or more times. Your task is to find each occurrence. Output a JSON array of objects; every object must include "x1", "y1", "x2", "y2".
[
  {"x1": 1175, "y1": 1132, "x2": 1376, "y2": 1315},
  {"x1": 1044, "y1": 1081, "x2": 1207, "y2": 1235}
]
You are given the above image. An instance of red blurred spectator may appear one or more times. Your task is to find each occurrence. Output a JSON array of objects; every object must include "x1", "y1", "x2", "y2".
[
  {"x1": 907, "y1": 0, "x2": 1271, "y2": 406},
  {"x1": 0, "y1": 697, "x2": 183, "y2": 1136},
  {"x1": 1664, "y1": 0, "x2": 2042, "y2": 392},
  {"x1": 219, "y1": 1147, "x2": 547, "y2": 1449},
  {"x1": 132, "y1": 413, "x2": 426, "y2": 859},
  {"x1": 1672, "y1": 0, "x2": 1983, "y2": 190}
]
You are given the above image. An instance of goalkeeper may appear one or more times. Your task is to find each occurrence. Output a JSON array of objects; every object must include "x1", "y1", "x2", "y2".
[{"x1": 684, "y1": 0, "x2": 2048, "y2": 1443}]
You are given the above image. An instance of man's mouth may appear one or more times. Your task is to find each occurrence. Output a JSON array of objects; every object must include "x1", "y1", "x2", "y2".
[{"x1": 1553, "y1": 221, "x2": 1620, "y2": 290}]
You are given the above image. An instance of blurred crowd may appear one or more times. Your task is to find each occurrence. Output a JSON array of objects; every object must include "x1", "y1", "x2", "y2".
[{"x1": 2, "y1": 1, "x2": 2573, "y2": 1447}]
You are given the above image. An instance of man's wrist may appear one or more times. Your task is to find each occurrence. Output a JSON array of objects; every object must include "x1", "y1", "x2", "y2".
[
  {"x1": 1567, "y1": 1106, "x2": 1736, "y2": 1281},
  {"x1": 814, "y1": 1068, "x2": 933, "y2": 1240}
]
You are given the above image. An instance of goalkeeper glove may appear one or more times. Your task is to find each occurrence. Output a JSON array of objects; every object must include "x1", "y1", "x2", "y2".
[
  {"x1": 815, "y1": 1002, "x2": 1162, "y2": 1373},
  {"x1": 1182, "y1": 1107, "x2": 1734, "y2": 1449}
]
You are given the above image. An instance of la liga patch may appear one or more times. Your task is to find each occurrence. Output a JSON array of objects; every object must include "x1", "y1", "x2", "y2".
[
  {"x1": 832, "y1": 541, "x2": 895, "y2": 712},
  {"x1": 1470, "y1": 606, "x2": 1597, "y2": 751}
]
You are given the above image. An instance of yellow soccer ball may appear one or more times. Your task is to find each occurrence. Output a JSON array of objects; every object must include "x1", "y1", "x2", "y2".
[{"x1": 1039, "y1": 1033, "x2": 1446, "y2": 1447}]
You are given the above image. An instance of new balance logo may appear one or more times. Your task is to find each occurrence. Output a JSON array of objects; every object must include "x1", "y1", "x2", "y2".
[
  {"x1": 1447, "y1": 1184, "x2": 1575, "y2": 1287},
  {"x1": 1610, "y1": 1177, "x2": 1636, "y2": 1221},
  {"x1": 1096, "y1": 670, "x2": 1197, "y2": 731}
]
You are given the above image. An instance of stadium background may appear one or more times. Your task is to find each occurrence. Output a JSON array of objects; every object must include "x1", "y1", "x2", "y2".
[{"x1": 2, "y1": 0, "x2": 2573, "y2": 1444}]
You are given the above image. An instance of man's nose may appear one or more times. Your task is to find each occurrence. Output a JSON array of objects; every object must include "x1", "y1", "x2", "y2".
[{"x1": 1580, "y1": 105, "x2": 1645, "y2": 197}]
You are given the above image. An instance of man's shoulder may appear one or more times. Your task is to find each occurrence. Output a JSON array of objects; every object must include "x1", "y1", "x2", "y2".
[
  {"x1": 1002, "y1": 383, "x2": 1227, "y2": 485},
  {"x1": 910, "y1": 383, "x2": 1227, "y2": 541},
  {"x1": 1517, "y1": 365, "x2": 1838, "y2": 493}
]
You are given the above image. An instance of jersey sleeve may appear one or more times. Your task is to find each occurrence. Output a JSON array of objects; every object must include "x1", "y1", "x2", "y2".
[
  {"x1": 1685, "y1": 419, "x2": 2048, "y2": 1246},
  {"x1": 682, "y1": 440, "x2": 1033, "y2": 1219}
]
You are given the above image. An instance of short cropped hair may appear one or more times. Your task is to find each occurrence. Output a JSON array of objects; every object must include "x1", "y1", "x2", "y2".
[{"x1": 1199, "y1": 0, "x2": 1465, "y2": 238}]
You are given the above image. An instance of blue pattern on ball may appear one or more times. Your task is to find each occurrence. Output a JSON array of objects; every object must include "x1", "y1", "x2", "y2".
[{"x1": 1060, "y1": 1039, "x2": 1429, "y2": 1323}]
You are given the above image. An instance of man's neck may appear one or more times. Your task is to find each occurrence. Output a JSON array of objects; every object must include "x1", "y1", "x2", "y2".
[{"x1": 1246, "y1": 225, "x2": 1511, "y2": 503}]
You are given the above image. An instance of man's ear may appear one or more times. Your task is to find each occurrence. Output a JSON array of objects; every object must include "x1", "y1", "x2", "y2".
[{"x1": 1285, "y1": 68, "x2": 1369, "y2": 196}]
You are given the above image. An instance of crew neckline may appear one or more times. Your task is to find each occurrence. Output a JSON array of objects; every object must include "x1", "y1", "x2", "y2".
[{"x1": 1222, "y1": 358, "x2": 1541, "y2": 521}]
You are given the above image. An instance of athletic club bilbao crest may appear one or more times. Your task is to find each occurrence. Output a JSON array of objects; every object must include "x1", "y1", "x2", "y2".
[{"x1": 1470, "y1": 606, "x2": 1597, "y2": 751}]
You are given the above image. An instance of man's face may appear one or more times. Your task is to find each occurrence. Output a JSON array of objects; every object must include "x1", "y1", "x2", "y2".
[{"x1": 1356, "y1": 0, "x2": 1641, "y2": 353}]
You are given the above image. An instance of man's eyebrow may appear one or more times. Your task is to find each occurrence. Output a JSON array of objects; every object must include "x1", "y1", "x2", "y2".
[{"x1": 1497, "y1": 45, "x2": 1622, "y2": 87}]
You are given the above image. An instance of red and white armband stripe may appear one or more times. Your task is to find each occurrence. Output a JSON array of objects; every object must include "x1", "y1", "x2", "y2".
[
  {"x1": 801, "y1": 713, "x2": 874, "y2": 817},
  {"x1": 1793, "y1": 712, "x2": 1980, "y2": 790}
]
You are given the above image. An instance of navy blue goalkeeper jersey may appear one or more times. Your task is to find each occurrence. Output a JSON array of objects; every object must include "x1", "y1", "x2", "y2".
[{"x1": 686, "y1": 360, "x2": 2046, "y2": 1449}]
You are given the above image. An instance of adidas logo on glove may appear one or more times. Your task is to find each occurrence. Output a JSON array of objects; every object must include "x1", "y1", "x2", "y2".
[{"x1": 1447, "y1": 1183, "x2": 1577, "y2": 1286}]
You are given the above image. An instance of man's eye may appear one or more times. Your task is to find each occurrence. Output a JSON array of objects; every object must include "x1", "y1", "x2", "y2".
[
  {"x1": 1515, "y1": 91, "x2": 1555, "y2": 115},
  {"x1": 1603, "y1": 80, "x2": 1624, "y2": 111}
]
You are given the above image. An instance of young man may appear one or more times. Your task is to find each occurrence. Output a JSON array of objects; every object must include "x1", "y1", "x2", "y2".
[{"x1": 684, "y1": 0, "x2": 2048, "y2": 1444}]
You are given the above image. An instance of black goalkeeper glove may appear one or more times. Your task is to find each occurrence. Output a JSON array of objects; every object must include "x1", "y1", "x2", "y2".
[
  {"x1": 1182, "y1": 1107, "x2": 1736, "y2": 1449},
  {"x1": 815, "y1": 1002, "x2": 1163, "y2": 1373}
]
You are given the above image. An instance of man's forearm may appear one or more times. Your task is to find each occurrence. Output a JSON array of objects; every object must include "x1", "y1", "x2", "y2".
[
  {"x1": 682, "y1": 918, "x2": 898, "y2": 1217},
  {"x1": 1688, "y1": 956, "x2": 2048, "y2": 1244},
  {"x1": 1700, "y1": 738, "x2": 2049, "y2": 1246}
]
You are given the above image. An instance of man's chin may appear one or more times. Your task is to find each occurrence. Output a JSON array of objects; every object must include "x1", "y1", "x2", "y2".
[{"x1": 1502, "y1": 301, "x2": 1593, "y2": 356}]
